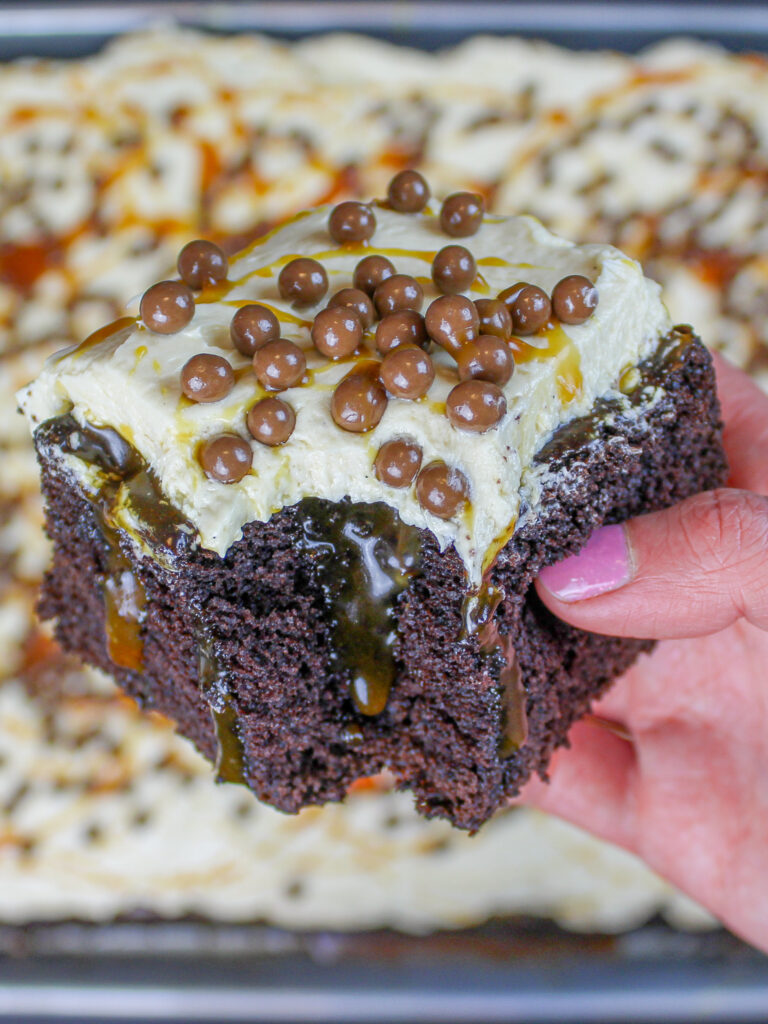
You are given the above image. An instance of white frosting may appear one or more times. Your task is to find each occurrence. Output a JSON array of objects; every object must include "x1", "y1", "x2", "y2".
[{"x1": 19, "y1": 202, "x2": 669, "y2": 582}]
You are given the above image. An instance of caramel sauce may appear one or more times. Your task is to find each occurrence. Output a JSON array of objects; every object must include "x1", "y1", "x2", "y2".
[
  {"x1": 511, "y1": 322, "x2": 583, "y2": 404},
  {"x1": 199, "y1": 642, "x2": 248, "y2": 785},
  {"x1": 72, "y1": 316, "x2": 137, "y2": 358},
  {"x1": 223, "y1": 299, "x2": 311, "y2": 328},
  {"x1": 297, "y1": 498, "x2": 421, "y2": 717}
]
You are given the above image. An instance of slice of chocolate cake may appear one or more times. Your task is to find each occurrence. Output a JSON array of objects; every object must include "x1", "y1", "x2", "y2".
[{"x1": 18, "y1": 173, "x2": 727, "y2": 831}]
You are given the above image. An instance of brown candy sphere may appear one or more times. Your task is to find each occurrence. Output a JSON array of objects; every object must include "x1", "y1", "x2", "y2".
[
  {"x1": 374, "y1": 439, "x2": 423, "y2": 488},
  {"x1": 328, "y1": 287, "x2": 375, "y2": 329},
  {"x1": 199, "y1": 434, "x2": 252, "y2": 484},
  {"x1": 415, "y1": 462, "x2": 470, "y2": 519},
  {"x1": 246, "y1": 397, "x2": 296, "y2": 446},
  {"x1": 278, "y1": 257, "x2": 328, "y2": 306},
  {"x1": 424, "y1": 294, "x2": 479, "y2": 354},
  {"x1": 230, "y1": 304, "x2": 280, "y2": 356},
  {"x1": 253, "y1": 338, "x2": 306, "y2": 390},
  {"x1": 387, "y1": 169, "x2": 431, "y2": 213},
  {"x1": 353, "y1": 254, "x2": 395, "y2": 296},
  {"x1": 474, "y1": 297, "x2": 512, "y2": 339},
  {"x1": 180, "y1": 353, "x2": 235, "y2": 403},
  {"x1": 456, "y1": 335, "x2": 515, "y2": 386},
  {"x1": 311, "y1": 306, "x2": 363, "y2": 360},
  {"x1": 439, "y1": 192, "x2": 485, "y2": 238},
  {"x1": 379, "y1": 345, "x2": 434, "y2": 400},
  {"x1": 177, "y1": 239, "x2": 228, "y2": 290},
  {"x1": 375, "y1": 310, "x2": 429, "y2": 354},
  {"x1": 140, "y1": 280, "x2": 194, "y2": 334},
  {"x1": 499, "y1": 282, "x2": 551, "y2": 335},
  {"x1": 551, "y1": 274, "x2": 599, "y2": 325},
  {"x1": 447, "y1": 380, "x2": 507, "y2": 433},
  {"x1": 431, "y1": 245, "x2": 476, "y2": 294},
  {"x1": 328, "y1": 201, "x2": 376, "y2": 244},
  {"x1": 373, "y1": 274, "x2": 424, "y2": 317},
  {"x1": 331, "y1": 366, "x2": 388, "y2": 433}
]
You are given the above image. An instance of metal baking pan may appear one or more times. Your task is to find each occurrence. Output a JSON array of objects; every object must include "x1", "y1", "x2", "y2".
[{"x1": 0, "y1": 3, "x2": 767, "y2": 1021}]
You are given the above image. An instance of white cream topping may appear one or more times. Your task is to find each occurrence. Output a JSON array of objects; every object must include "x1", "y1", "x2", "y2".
[{"x1": 19, "y1": 202, "x2": 669, "y2": 583}]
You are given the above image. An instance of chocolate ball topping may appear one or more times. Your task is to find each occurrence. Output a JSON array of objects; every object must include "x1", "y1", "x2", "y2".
[
  {"x1": 551, "y1": 275, "x2": 599, "y2": 325},
  {"x1": 500, "y1": 282, "x2": 551, "y2": 335},
  {"x1": 331, "y1": 364, "x2": 388, "y2": 433},
  {"x1": 439, "y1": 192, "x2": 485, "y2": 238},
  {"x1": 447, "y1": 380, "x2": 507, "y2": 433},
  {"x1": 328, "y1": 287, "x2": 375, "y2": 329},
  {"x1": 375, "y1": 310, "x2": 428, "y2": 354},
  {"x1": 278, "y1": 257, "x2": 328, "y2": 306},
  {"x1": 431, "y1": 245, "x2": 476, "y2": 294},
  {"x1": 180, "y1": 353, "x2": 235, "y2": 403},
  {"x1": 199, "y1": 434, "x2": 252, "y2": 484},
  {"x1": 311, "y1": 306, "x2": 362, "y2": 360},
  {"x1": 177, "y1": 239, "x2": 228, "y2": 290},
  {"x1": 373, "y1": 274, "x2": 424, "y2": 317},
  {"x1": 253, "y1": 338, "x2": 306, "y2": 390},
  {"x1": 425, "y1": 295, "x2": 479, "y2": 354},
  {"x1": 230, "y1": 304, "x2": 279, "y2": 356},
  {"x1": 140, "y1": 280, "x2": 194, "y2": 334},
  {"x1": 456, "y1": 336, "x2": 515, "y2": 386},
  {"x1": 379, "y1": 345, "x2": 434, "y2": 400},
  {"x1": 374, "y1": 439, "x2": 422, "y2": 488},
  {"x1": 416, "y1": 462, "x2": 469, "y2": 519},
  {"x1": 475, "y1": 297, "x2": 512, "y2": 338},
  {"x1": 246, "y1": 397, "x2": 296, "y2": 446},
  {"x1": 387, "y1": 169, "x2": 431, "y2": 213},
  {"x1": 328, "y1": 201, "x2": 376, "y2": 244},
  {"x1": 353, "y1": 254, "x2": 395, "y2": 296}
]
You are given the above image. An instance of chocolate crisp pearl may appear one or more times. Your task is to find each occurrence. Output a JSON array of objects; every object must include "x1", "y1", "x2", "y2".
[
  {"x1": 387, "y1": 169, "x2": 431, "y2": 213},
  {"x1": 431, "y1": 245, "x2": 477, "y2": 294},
  {"x1": 331, "y1": 365, "x2": 388, "y2": 433},
  {"x1": 551, "y1": 275, "x2": 599, "y2": 324},
  {"x1": 230, "y1": 304, "x2": 279, "y2": 356},
  {"x1": 199, "y1": 434, "x2": 252, "y2": 484},
  {"x1": 253, "y1": 338, "x2": 306, "y2": 390},
  {"x1": 425, "y1": 294, "x2": 479, "y2": 354},
  {"x1": 375, "y1": 310, "x2": 428, "y2": 354},
  {"x1": 373, "y1": 274, "x2": 424, "y2": 317},
  {"x1": 446, "y1": 380, "x2": 507, "y2": 433},
  {"x1": 353, "y1": 254, "x2": 395, "y2": 296},
  {"x1": 328, "y1": 287, "x2": 375, "y2": 329},
  {"x1": 500, "y1": 282, "x2": 551, "y2": 335},
  {"x1": 246, "y1": 397, "x2": 296, "y2": 446},
  {"x1": 456, "y1": 335, "x2": 515, "y2": 386},
  {"x1": 415, "y1": 462, "x2": 469, "y2": 519},
  {"x1": 374, "y1": 439, "x2": 423, "y2": 487},
  {"x1": 475, "y1": 297, "x2": 512, "y2": 338},
  {"x1": 311, "y1": 306, "x2": 362, "y2": 359},
  {"x1": 180, "y1": 353, "x2": 235, "y2": 403},
  {"x1": 140, "y1": 280, "x2": 194, "y2": 334},
  {"x1": 328, "y1": 201, "x2": 376, "y2": 244},
  {"x1": 439, "y1": 192, "x2": 485, "y2": 237},
  {"x1": 379, "y1": 345, "x2": 434, "y2": 400},
  {"x1": 177, "y1": 239, "x2": 228, "y2": 289},
  {"x1": 278, "y1": 257, "x2": 328, "y2": 306}
]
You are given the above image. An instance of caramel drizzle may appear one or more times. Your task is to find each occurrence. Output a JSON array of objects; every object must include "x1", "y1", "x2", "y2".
[{"x1": 511, "y1": 322, "x2": 584, "y2": 404}]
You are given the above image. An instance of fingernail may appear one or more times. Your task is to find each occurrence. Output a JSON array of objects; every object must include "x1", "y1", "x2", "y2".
[{"x1": 538, "y1": 523, "x2": 632, "y2": 602}]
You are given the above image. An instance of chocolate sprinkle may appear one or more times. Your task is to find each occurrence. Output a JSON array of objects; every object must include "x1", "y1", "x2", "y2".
[
  {"x1": 353, "y1": 254, "x2": 395, "y2": 296},
  {"x1": 177, "y1": 239, "x2": 228, "y2": 289},
  {"x1": 253, "y1": 338, "x2": 306, "y2": 390},
  {"x1": 328, "y1": 201, "x2": 376, "y2": 244},
  {"x1": 456, "y1": 335, "x2": 515, "y2": 386},
  {"x1": 379, "y1": 345, "x2": 435, "y2": 400},
  {"x1": 278, "y1": 257, "x2": 328, "y2": 306},
  {"x1": 246, "y1": 397, "x2": 296, "y2": 446},
  {"x1": 431, "y1": 244, "x2": 477, "y2": 294},
  {"x1": 373, "y1": 274, "x2": 424, "y2": 317},
  {"x1": 447, "y1": 380, "x2": 507, "y2": 433},
  {"x1": 387, "y1": 169, "x2": 431, "y2": 213},
  {"x1": 439, "y1": 192, "x2": 485, "y2": 237},
  {"x1": 331, "y1": 364, "x2": 388, "y2": 433},
  {"x1": 180, "y1": 353, "x2": 235, "y2": 403},
  {"x1": 500, "y1": 282, "x2": 551, "y2": 335},
  {"x1": 139, "y1": 280, "x2": 194, "y2": 334},
  {"x1": 415, "y1": 462, "x2": 469, "y2": 518},
  {"x1": 425, "y1": 294, "x2": 479, "y2": 354},
  {"x1": 374, "y1": 439, "x2": 423, "y2": 487},
  {"x1": 552, "y1": 275, "x2": 599, "y2": 324},
  {"x1": 375, "y1": 310, "x2": 429, "y2": 354},
  {"x1": 311, "y1": 306, "x2": 362, "y2": 360},
  {"x1": 328, "y1": 287, "x2": 375, "y2": 329},
  {"x1": 475, "y1": 297, "x2": 512, "y2": 339},
  {"x1": 230, "y1": 304, "x2": 280, "y2": 356},
  {"x1": 199, "y1": 434, "x2": 252, "y2": 484}
]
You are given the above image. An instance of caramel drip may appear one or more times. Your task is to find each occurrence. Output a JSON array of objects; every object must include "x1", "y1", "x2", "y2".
[
  {"x1": 511, "y1": 322, "x2": 583, "y2": 403},
  {"x1": 199, "y1": 642, "x2": 248, "y2": 785}
]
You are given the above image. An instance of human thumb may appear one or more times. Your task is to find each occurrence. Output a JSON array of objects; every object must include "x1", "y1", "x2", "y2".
[{"x1": 536, "y1": 488, "x2": 768, "y2": 639}]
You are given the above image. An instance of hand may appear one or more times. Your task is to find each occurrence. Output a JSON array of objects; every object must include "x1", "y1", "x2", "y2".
[{"x1": 525, "y1": 353, "x2": 768, "y2": 953}]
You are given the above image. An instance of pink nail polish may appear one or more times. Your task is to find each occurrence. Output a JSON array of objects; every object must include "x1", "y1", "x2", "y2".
[{"x1": 538, "y1": 523, "x2": 632, "y2": 602}]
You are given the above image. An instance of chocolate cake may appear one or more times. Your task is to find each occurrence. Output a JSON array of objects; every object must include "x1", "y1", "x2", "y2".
[{"x1": 19, "y1": 174, "x2": 727, "y2": 831}]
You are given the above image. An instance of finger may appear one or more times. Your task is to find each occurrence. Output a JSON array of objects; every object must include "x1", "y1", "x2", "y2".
[
  {"x1": 521, "y1": 720, "x2": 637, "y2": 850},
  {"x1": 713, "y1": 352, "x2": 768, "y2": 495},
  {"x1": 536, "y1": 488, "x2": 768, "y2": 638}
]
